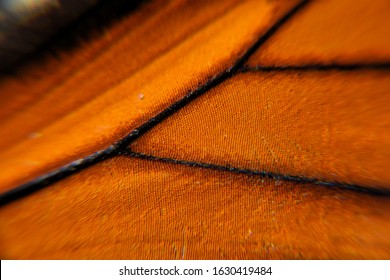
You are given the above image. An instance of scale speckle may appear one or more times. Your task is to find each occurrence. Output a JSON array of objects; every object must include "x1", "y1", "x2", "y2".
[{"x1": 29, "y1": 132, "x2": 42, "y2": 139}]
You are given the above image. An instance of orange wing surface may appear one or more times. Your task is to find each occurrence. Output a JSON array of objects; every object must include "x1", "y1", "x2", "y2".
[{"x1": 0, "y1": 0, "x2": 389, "y2": 259}]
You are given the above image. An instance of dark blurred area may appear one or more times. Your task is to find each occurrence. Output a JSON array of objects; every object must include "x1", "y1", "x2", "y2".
[{"x1": 0, "y1": 0, "x2": 101, "y2": 71}]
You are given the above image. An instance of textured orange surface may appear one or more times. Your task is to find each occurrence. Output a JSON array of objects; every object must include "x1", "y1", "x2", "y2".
[
  {"x1": 131, "y1": 71, "x2": 390, "y2": 189},
  {"x1": 0, "y1": 0, "x2": 298, "y2": 192},
  {"x1": 0, "y1": 0, "x2": 156, "y2": 121},
  {"x1": 1, "y1": 157, "x2": 389, "y2": 259},
  {"x1": 0, "y1": 0, "x2": 389, "y2": 260},
  {"x1": 247, "y1": 0, "x2": 390, "y2": 66}
]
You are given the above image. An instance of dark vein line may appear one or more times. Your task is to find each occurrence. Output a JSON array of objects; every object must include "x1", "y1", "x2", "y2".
[
  {"x1": 240, "y1": 64, "x2": 390, "y2": 72},
  {"x1": 115, "y1": 0, "x2": 311, "y2": 149},
  {"x1": 0, "y1": 146, "x2": 116, "y2": 207},
  {"x1": 124, "y1": 150, "x2": 390, "y2": 197},
  {"x1": 0, "y1": 0, "x2": 311, "y2": 207}
]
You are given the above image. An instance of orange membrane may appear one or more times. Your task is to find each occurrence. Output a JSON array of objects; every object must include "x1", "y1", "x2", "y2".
[
  {"x1": 0, "y1": 0, "x2": 298, "y2": 192},
  {"x1": 1, "y1": 157, "x2": 389, "y2": 259},
  {"x1": 0, "y1": 0, "x2": 389, "y2": 259}
]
